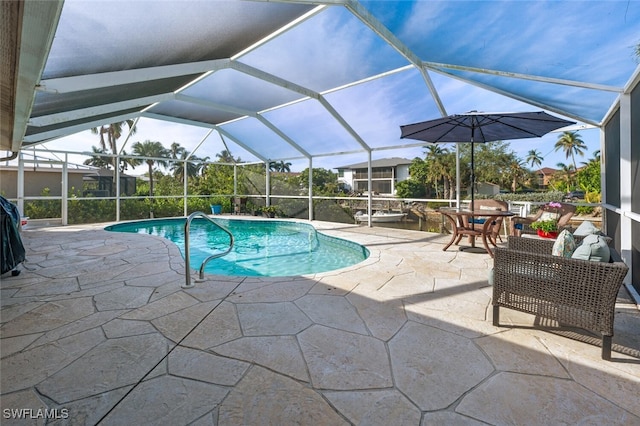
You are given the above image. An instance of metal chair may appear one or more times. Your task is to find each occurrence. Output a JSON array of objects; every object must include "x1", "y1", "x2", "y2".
[{"x1": 233, "y1": 197, "x2": 248, "y2": 215}]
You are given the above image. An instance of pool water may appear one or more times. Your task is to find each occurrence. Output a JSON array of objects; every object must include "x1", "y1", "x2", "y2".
[{"x1": 105, "y1": 218, "x2": 369, "y2": 277}]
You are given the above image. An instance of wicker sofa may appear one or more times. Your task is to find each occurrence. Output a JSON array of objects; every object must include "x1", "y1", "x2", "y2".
[{"x1": 492, "y1": 236, "x2": 628, "y2": 360}]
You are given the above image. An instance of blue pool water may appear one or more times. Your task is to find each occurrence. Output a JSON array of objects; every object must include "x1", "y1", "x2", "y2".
[{"x1": 105, "y1": 218, "x2": 369, "y2": 277}]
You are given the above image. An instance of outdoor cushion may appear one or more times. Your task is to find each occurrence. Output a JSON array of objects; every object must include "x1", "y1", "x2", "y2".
[
  {"x1": 537, "y1": 211, "x2": 560, "y2": 222},
  {"x1": 552, "y1": 229, "x2": 576, "y2": 258},
  {"x1": 573, "y1": 220, "x2": 601, "y2": 236},
  {"x1": 474, "y1": 206, "x2": 500, "y2": 223},
  {"x1": 571, "y1": 234, "x2": 610, "y2": 262}
]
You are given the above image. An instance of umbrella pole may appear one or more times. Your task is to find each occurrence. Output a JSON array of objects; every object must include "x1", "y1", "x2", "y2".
[{"x1": 470, "y1": 132, "x2": 475, "y2": 248}]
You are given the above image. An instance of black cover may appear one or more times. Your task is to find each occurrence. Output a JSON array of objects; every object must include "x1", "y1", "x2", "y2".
[{"x1": 1, "y1": 197, "x2": 25, "y2": 274}]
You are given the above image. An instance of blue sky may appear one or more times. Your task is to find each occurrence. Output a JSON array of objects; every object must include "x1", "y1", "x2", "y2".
[{"x1": 34, "y1": 0, "x2": 634, "y2": 175}]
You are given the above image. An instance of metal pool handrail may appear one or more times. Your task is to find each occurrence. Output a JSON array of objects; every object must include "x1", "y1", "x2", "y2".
[{"x1": 183, "y1": 211, "x2": 234, "y2": 288}]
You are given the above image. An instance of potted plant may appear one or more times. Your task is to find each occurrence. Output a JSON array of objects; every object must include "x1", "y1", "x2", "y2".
[
  {"x1": 209, "y1": 196, "x2": 227, "y2": 215},
  {"x1": 530, "y1": 202, "x2": 561, "y2": 238},
  {"x1": 260, "y1": 205, "x2": 280, "y2": 218}
]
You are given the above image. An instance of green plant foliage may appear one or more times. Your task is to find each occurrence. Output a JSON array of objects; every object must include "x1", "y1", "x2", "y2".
[
  {"x1": 298, "y1": 168, "x2": 339, "y2": 195},
  {"x1": 495, "y1": 191, "x2": 565, "y2": 204},
  {"x1": 396, "y1": 179, "x2": 426, "y2": 198},
  {"x1": 575, "y1": 160, "x2": 601, "y2": 193}
]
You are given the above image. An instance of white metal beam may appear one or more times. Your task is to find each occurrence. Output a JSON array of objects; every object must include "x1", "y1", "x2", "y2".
[
  {"x1": 37, "y1": 59, "x2": 230, "y2": 93},
  {"x1": 214, "y1": 127, "x2": 269, "y2": 163},
  {"x1": 23, "y1": 112, "x2": 143, "y2": 144},
  {"x1": 431, "y1": 67, "x2": 602, "y2": 127},
  {"x1": 28, "y1": 94, "x2": 174, "y2": 127},
  {"x1": 230, "y1": 60, "x2": 371, "y2": 151},
  {"x1": 345, "y1": 0, "x2": 448, "y2": 117},
  {"x1": 424, "y1": 62, "x2": 623, "y2": 93},
  {"x1": 175, "y1": 94, "x2": 253, "y2": 117},
  {"x1": 176, "y1": 93, "x2": 312, "y2": 158},
  {"x1": 254, "y1": 116, "x2": 312, "y2": 158}
]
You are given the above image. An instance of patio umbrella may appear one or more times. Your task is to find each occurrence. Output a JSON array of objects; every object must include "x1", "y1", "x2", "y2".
[{"x1": 400, "y1": 111, "x2": 575, "y2": 209}]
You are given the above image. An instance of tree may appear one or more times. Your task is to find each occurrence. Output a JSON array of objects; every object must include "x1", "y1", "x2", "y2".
[
  {"x1": 131, "y1": 140, "x2": 169, "y2": 197},
  {"x1": 169, "y1": 142, "x2": 186, "y2": 160},
  {"x1": 269, "y1": 160, "x2": 292, "y2": 173},
  {"x1": 506, "y1": 159, "x2": 528, "y2": 192},
  {"x1": 298, "y1": 168, "x2": 338, "y2": 195},
  {"x1": 526, "y1": 149, "x2": 543, "y2": 169},
  {"x1": 575, "y1": 159, "x2": 601, "y2": 194},
  {"x1": 91, "y1": 120, "x2": 137, "y2": 171},
  {"x1": 215, "y1": 150, "x2": 240, "y2": 164},
  {"x1": 581, "y1": 150, "x2": 601, "y2": 166},
  {"x1": 171, "y1": 150, "x2": 202, "y2": 184},
  {"x1": 84, "y1": 146, "x2": 112, "y2": 169},
  {"x1": 118, "y1": 150, "x2": 142, "y2": 173},
  {"x1": 552, "y1": 162, "x2": 576, "y2": 192},
  {"x1": 423, "y1": 145, "x2": 448, "y2": 197},
  {"x1": 554, "y1": 131, "x2": 587, "y2": 170}
]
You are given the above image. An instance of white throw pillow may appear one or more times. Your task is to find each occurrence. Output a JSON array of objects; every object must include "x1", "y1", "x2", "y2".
[{"x1": 538, "y1": 211, "x2": 560, "y2": 222}]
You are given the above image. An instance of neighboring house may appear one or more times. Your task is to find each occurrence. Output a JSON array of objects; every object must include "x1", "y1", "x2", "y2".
[
  {"x1": 335, "y1": 157, "x2": 412, "y2": 195},
  {"x1": 533, "y1": 167, "x2": 557, "y2": 189},
  {"x1": 0, "y1": 164, "x2": 136, "y2": 198},
  {"x1": 82, "y1": 168, "x2": 137, "y2": 197}
]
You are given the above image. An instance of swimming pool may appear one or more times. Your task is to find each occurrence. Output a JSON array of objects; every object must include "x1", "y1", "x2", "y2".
[{"x1": 105, "y1": 218, "x2": 369, "y2": 277}]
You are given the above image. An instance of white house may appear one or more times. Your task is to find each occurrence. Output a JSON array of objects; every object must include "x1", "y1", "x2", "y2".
[{"x1": 335, "y1": 157, "x2": 413, "y2": 195}]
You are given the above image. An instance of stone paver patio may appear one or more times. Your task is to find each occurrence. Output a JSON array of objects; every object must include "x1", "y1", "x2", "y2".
[{"x1": 1, "y1": 219, "x2": 639, "y2": 425}]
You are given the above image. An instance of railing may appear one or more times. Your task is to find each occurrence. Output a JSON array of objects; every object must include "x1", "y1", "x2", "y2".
[{"x1": 182, "y1": 211, "x2": 234, "y2": 288}]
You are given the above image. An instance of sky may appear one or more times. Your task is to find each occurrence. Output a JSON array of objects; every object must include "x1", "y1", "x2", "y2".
[{"x1": 20, "y1": 0, "x2": 635, "y2": 176}]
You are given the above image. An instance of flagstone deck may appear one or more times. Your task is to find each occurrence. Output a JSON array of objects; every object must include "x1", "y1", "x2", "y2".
[{"x1": 1, "y1": 220, "x2": 639, "y2": 425}]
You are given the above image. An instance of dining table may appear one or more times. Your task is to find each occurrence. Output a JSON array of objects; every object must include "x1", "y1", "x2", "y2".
[{"x1": 437, "y1": 207, "x2": 514, "y2": 258}]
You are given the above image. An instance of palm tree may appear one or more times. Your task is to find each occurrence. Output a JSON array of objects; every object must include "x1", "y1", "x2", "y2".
[
  {"x1": 269, "y1": 160, "x2": 292, "y2": 173},
  {"x1": 507, "y1": 159, "x2": 527, "y2": 192},
  {"x1": 196, "y1": 156, "x2": 210, "y2": 176},
  {"x1": 424, "y1": 145, "x2": 448, "y2": 197},
  {"x1": 215, "y1": 150, "x2": 239, "y2": 164},
  {"x1": 525, "y1": 149, "x2": 544, "y2": 169},
  {"x1": 169, "y1": 142, "x2": 186, "y2": 160},
  {"x1": 91, "y1": 120, "x2": 137, "y2": 191},
  {"x1": 581, "y1": 150, "x2": 601, "y2": 166},
  {"x1": 84, "y1": 146, "x2": 112, "y2": 169},
  {"x1": 118, "y1": 150, "x2": 142, "y2": 173},
  {"x1": 131, "y1": 140, "x2": 169, "y2": 196},
  {"x1": 91, "y1": 120, "x2": 136, "y2": 165},
  {"x1": 171, "y1": 151, "x2": 202, "y2": 184},
  {"x1": 554, "y1": 131, "x2": 587, "y2": 170},
  {"x1": 555, "y1": 162, "x2": 576, "y2": 190}
]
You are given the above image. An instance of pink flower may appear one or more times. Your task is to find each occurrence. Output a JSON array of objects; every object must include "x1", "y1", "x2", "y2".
[{"x1": 548, "y1": 202, "x2": 562, "y2": 209}]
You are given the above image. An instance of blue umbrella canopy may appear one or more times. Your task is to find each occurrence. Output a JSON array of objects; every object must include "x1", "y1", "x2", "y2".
[
  {"x1": 400, "y1": 111, "x2": 575, "y2": 208},
  {"x1": 400, "y1": 111, "x2": 575, "y2": 143}
]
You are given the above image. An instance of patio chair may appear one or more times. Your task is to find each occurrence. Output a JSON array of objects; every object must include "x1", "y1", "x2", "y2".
[
  {"x1": 233, "y1": 197, "x2": 248, "y2": 215},
  {"x1": 503, "y1": 203, "x2": 526, "y2": 237},
  {"x1": 459, "y1": 199, "x2": 509, "y2": 246},
  {"x1": 492, "y1": 235, "x2": 628, "y2": 360},
  {"x1": 510, "y1": 202, "x2": 576, "y2": 236}
]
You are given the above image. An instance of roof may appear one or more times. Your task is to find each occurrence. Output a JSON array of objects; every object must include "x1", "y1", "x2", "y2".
[
  {"x1": 3, "y1": 1, "x2": 640, "y2": 164},
  {"x1": 536, "y1": 167, "x2": 558, "y2": 175},
  {"x1": 337, "y1": 157, "x2": 414, "y2": 170}
]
